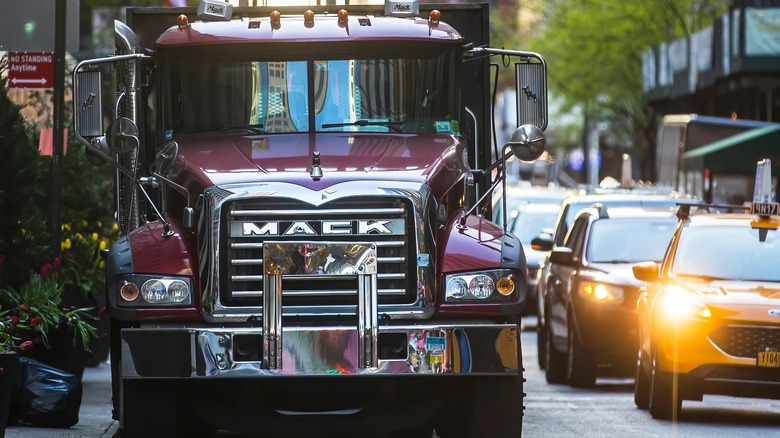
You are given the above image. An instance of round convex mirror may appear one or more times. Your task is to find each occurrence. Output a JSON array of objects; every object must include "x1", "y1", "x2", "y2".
[
  {"x1": 152, "y1": 141, "x2": 179, "y2": 176},
  {"x1": 106, "y1": 117, "x2": 140, "y2": 154},
  {"x1": 507, "y1": 124, "x2": 546, "y2": 162}
]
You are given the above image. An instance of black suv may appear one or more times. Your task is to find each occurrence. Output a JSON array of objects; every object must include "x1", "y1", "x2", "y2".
[
  {"x1": 537, "y1": 204, "x2": 680, "y2": 386},
  {"x1": 532, "y1": 192, "x2": 697, "y2": 374}
]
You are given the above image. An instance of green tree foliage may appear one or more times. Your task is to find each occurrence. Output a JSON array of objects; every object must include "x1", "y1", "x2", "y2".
[
  {"x1": 0, "y1": 56, "x2": 52, "y2": 287},
  {"x1": 510, "y1": 0, "x2": 729, "y2": 175}
]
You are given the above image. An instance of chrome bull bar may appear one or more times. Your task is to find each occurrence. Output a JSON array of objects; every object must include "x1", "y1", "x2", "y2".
[{"x1": 262, "y1": 242, "x2": 378, "y2": 370}]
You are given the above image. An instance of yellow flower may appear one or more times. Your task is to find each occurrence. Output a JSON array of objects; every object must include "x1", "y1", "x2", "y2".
[
  {"x1": 64, "y1": 238, "x2": 72, "y2": 250},
  {"x1": 61, "y1": 241, "x2": 66, "y2": 252},
  {"x1": 92, "y1": 232, "x2": 99, "y2": 241},
  {"x1": 98, "y1": 260, "x2": 105, "y2": 269},
  {"x1": 76, "y1": 232, "x2": 84, "y2": 241},
  {"x1": 113, "y1": 222, "x2": 119, "y2": 231},
  {"x1": 100, "y1": 240, "x2": 107, "y2": 250},
  {"x1": 96, "y1": 220, "x2": 103, "y2": 228}
]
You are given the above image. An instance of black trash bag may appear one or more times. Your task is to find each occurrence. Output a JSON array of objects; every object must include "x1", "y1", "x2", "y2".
[{"x1": 9, "y1": 357, "x2": 82, "y2": 428}]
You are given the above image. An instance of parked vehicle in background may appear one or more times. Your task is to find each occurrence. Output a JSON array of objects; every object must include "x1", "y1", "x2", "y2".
[
  {"x1": 541, "y1": 205, "x2": 678, "y2": 386},
  {"x1": 508, "y1": 203, "x2": 561, "y2": 315},
  {"x1": 71, "y1": 1, "x2": 549, "y2": 436},
  {"x1": 533, "y1": 192, "x2": 697, "y2": 369},
  {"x1": 492, "y1": 183, "x2": 574, "y2": 227},
  {"x1": 633, "y1": 163, "x2": 780, "y2": 420}
]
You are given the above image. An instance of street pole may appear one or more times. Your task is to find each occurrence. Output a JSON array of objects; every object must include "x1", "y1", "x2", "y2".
[{"x1": 51, "y1": 0, "x2": 66, "y2": 259}]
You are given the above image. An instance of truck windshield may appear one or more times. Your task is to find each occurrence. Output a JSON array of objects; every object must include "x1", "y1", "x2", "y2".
[{"x1": 162, "y1": 47, "x2": 461, "y2": 136}]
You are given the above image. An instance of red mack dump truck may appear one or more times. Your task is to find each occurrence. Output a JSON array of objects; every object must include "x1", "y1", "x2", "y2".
[{"x1": 72, "y1": 1, "x2": 548, "y2": 436}]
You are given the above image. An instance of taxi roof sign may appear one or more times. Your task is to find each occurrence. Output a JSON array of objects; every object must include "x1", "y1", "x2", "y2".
[{"x1": 751, "y1": 159, "x2": 778, "y2": 216}]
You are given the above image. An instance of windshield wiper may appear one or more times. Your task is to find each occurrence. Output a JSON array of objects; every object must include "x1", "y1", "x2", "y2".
[
  {"x1": 321, "y1": 119, "x2": 405, "y2": 133},
  {"x1": 186, "y1": 124, "x2": 265, "y2": 135}
]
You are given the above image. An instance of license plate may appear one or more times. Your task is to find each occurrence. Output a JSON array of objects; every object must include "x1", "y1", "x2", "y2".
[{"x1": 757, "y1": 349, "x2": 780, "y2": 367}]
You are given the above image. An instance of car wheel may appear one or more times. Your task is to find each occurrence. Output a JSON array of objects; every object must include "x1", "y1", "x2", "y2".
[
  {"x1": 649, "y1": 348, "x2": 681, "y2": 420},
  {"x1": 567, "y1": 323, "x2": 596, "y2": 388},
  {"x1": 634, "y1": 350, "x2": 650, "y2": 409},
  {"x1": 537, "y1": 316, "x2": 547, "y2": 370},
  {"x1": 545, "y1": 318, "x2": 567, "y2": 384}
]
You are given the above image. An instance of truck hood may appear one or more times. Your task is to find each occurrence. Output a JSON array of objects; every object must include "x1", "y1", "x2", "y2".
[{"x1": 172, "y1": 133, "x2": 466, "y2": 191}]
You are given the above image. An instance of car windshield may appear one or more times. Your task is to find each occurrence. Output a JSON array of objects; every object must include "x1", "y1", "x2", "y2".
[
  {"x1": 162, "y1": 45, "x2": 461, "y2": 135},
  {"x1": 672, "y1": 225, "x2": 780, "y2": 281},
  {"x1": 587, "y1": 218, "x2": 677, "y2": 263},
  {"x1": 510, "y1": 209, "x2": 560, "y2": 244}
]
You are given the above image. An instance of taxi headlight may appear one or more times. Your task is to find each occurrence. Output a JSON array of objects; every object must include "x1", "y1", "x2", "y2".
[
  {"x1": 579, "y1": 282, "x2": 624, "y2": 303},
  {"x1": 660, "y1": 285, "x2": 711, "y2": 319},
  {"x1": 118, "y1": 275, "x2": 193, "y2": 307},
  {"x1": 445, "y1": 270, "x2": 517, "y2": 302}
]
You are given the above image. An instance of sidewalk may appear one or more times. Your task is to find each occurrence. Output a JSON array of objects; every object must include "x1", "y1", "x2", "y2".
[{"x1": 5, "y1": 362, "x2": 118, "y2": 438}]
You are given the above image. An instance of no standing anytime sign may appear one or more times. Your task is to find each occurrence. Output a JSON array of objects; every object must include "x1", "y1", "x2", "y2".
[{"x1": 8, "y1": 52, "x2": 54, "y2": 89}]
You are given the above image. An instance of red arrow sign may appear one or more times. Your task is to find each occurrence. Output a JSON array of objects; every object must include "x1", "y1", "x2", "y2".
[{"x1": 8, "y1": 51, "x2": 54, "y2": 89}]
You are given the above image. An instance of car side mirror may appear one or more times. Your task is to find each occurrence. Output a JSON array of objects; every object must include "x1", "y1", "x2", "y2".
[
  {"x1": 549, "y1": 247, "x2": 574, "y2": 265},
  {"x1": 531, "y1": 233, "x2": 553, "y2": 252},
  {"x1": 632, "y1": 261, "x2": 660, "y2": 283}
]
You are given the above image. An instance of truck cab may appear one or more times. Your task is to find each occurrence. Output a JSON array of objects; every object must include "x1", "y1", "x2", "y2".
[{"x1": 73, "y1": 1, "x2": 548, "y2": 436}]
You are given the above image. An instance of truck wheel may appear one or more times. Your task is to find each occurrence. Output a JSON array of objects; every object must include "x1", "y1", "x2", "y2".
[
  {"x1": 566, "y1": 324, "x2": 596, "y2": 388},
  {"x1": 634, "y1": 350, "x2": 650, "y2": 409},
  {"x1": 648, "y1": 348, "x2": 681, "y2": 420},
  {"x1": 537, "y1": 317, "x2": 547, "y2": 370},
  {"x1": 544, "y1": 320, "x2": 566, "y2": 384}
]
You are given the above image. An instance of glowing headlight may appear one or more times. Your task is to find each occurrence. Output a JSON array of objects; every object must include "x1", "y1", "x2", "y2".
[
  {"x1": 118, "y1": 275, "x2": 193, "y2": 306},
  {"x1": 579, "y1": 282, "x2": 624, "y2": 303},
  {"x1": 661, "y1": 285, "x2": 711, "y2": 319},
  {"x1": 445, "y1": 271, "x2": 517, "y2": 302}
]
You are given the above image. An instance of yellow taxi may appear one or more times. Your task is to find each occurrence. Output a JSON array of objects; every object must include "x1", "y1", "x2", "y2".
[{"x1": 632, "y1": 160, "x2": 780, "y2": 420}]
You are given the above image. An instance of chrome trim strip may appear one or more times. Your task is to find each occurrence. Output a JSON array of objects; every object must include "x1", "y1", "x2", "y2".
[
  {"x1": 231, "y1": 288, "x2": 406, "y2": 298},
  {"x1": 358, "y1": 247, "x2": 379, "y2": 368},
  {"x1": 231, "y1": 208, "x2": 405, "y2": 217},
  {"x1": 262, "y1": 255, "x2": 283, "y2": 370},
  {"x1": 121, "y1": 323, "x2": 519, "y2": 378}
]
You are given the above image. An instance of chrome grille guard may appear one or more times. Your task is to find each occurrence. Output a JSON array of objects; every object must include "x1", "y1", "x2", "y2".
[{"x1": 262, "y1": 242, "x2": 378, "y2": 369}]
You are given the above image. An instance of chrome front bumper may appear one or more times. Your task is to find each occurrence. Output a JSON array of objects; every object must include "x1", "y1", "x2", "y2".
[
  {"x1": 121, "y1": 323, "x2": 519, "y2": 378},
  {"x1": 122, "y1": 242, "x2": 519, "y2": 379}
]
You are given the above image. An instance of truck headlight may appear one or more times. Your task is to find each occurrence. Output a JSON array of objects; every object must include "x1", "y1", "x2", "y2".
[
  {"x1": 579, "y1": 282, "x2": 624, "y2": 303},
  {"x1": 118, "y1": 275, "x2": 193, "y2": 307},
  {"x1": 444, "y1": 270, "x2": 517, "y2": 302}
]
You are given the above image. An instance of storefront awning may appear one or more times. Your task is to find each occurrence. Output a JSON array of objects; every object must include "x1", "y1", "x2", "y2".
[{"x1": 682, "y1": 124, "x2": 780, "y2": 174}]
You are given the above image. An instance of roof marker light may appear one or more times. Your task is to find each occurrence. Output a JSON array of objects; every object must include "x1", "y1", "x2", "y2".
[
  {"x1": 270, "y1": 10, "x2": 281, "y2": 30},
  {"x1": 429, "y1": 9, "x2": 441, "y2": 25},
  {"x1": 177, "y1": 14, "x2": 189, "y2": 30},
  {"x1": 304, "y1": 10, "x2": 315, "y2": 27},
  {"x1": 338, "y1": 9, "x2": 349, "y2": 24}
]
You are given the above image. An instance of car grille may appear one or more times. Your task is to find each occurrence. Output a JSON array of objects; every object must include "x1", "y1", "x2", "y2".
[
  {"x1": 220, "y1": 197, "x2": 416, "y2": 308},
  {"x1": 708, "y1": 325, "x2": 780, "y2": 359}
]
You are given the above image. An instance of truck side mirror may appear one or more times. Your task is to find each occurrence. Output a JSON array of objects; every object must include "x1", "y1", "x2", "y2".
[
  {"x1": 106, "y1": 117, "x2": 140, "y2": 155},
  {"x1": 515, "y1": 60, "x2": 547, "y2": 131},
  {"x1": 506, "y1": 124, "x2": 545, "y2": 162},
  {"x1": 152, "y1": 141, "x2": 179, "y2": 176},
  {"x1": 74, "y1": 70, "x2": 104, "y2": 138}
]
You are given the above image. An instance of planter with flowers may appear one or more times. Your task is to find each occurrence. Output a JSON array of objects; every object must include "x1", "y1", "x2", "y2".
[
  {"x1": 0, "y1": 260, "x2": 98, "y2": 380},
  {"x1": 0, "y1": 308, "x2": 24, "y2": 437},
  {"x1": 58, "y1": 220, "x2": 117, "y2": 366}
]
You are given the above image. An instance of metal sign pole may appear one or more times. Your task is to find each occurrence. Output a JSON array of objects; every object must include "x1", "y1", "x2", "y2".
[{"x1": 51, "y1": 0, "x2": 65, "y2": 259}]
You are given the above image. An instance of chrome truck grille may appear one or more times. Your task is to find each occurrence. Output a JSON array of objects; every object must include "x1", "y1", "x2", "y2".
[{"x1": 221, "y1": 197, "x2": 416, "y2": 309}]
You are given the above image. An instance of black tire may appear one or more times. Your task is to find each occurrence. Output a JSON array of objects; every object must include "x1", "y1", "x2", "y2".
[
  {"x1": 567, "y1": 324, "x2": 596, "y2": 388},
  {"x1": 634, "y1": 350, "x2": 650, "y2": 409},
  {"x1": 537, "y1": 317, "x2": 547, "y2": 370},
  {"x1": 649, "y1": 348, "x2": 681, "y2": 420},
  {"x1": 545, "y1": 319, "x2": 567, "y2": 384}
]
